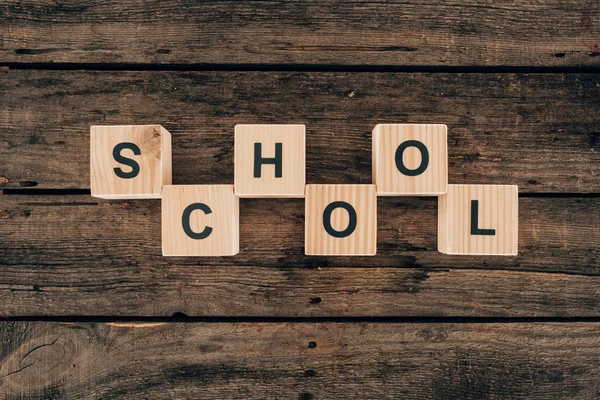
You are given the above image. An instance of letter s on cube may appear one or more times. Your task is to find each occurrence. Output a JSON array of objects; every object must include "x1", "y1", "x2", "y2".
[
  {"x1": 372, "y1": 124, "x2": 447, "y2": 196},
  {"x1": 90, "y1": 125, "x2": 172, "y2": 199}
]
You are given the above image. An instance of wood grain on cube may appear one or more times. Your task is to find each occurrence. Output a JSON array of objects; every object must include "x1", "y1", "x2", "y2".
[
  {"x1": 90, "y1": 125, "x2": 171, "y2": 199},
  {"x1": 439, "y1": 185, "x2": 519, "y2": 256},
  {"x1": 234, "y1": 124, "x2": 305, "y2": 198},
  {"x1": 305, "y1": 185, "x2": 376, "y2": 256},
  {"x1": 2, "y1": 321, "x2": 600, "y2": 399},
  {"x1": 162, "y1": 185, "x2": 239, "y2": 256},
  {"x1": 373, "y1": 124, "x2": 447, "y2": 196}
]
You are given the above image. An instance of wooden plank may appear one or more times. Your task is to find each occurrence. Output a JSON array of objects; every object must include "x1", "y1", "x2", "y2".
[
  {"x1": 1, "y1": 195, "x2": 597, "y2": 271},
  {"x1": 0, "y1": 1, "x2": 598, "y2": 67},
  {"x1": 1, "y1": 195, "x2": 599, "y2": 317},
  {"x1": 1, "y1": 262, "x2": 599, "y2": 318},
  {"x1": 0, "y1": 70, "x2": 598, "y2": 193},
  {"x1": 1, "y1": 321, "x2": 599, "y2": 398}
]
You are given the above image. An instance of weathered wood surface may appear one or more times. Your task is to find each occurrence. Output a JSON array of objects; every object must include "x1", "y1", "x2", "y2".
[
  {"x1": 1, "y1": 321, "x2": 599, "y2": 399},
  {"x1": 1, "y1": 1, "x2": 599, "y2": 67},
  {"x1": 1, "y1": 262, "x2": 599, "y2": 318},
  {"x1": 0, "y1": 70, "x2": 598, "y2": 192},
  {"x1": 2, "y1": 2, "x2": 599, "y2": 397},
  {"x1": 1, "y1": 195, "x2": 598, "y2": 317},
  {"x1": 1, "y1": 195, "x2": 597, "y2": 271}
]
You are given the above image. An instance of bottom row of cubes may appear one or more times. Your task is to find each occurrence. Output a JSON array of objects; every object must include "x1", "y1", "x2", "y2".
[{"x1": 161, "y1": 184, "x2": 518, "y2": 256}]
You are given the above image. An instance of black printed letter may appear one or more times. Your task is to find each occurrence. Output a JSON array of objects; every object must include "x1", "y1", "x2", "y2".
[
  {"x1": 182, "y1": 203, "x2": 213, "y2": 240},
  {"x1": 322, "y1": 201, "x2": 357, "y2": 238},
  {"x1": 254, "y1": 143, "x2": 283, "y2": 178},
  {"x1": 394, "y1": 140, "x2": 429, "y2": 176},
  {"x1": 113, "y1": 142, "x2": 141, "y2": 179},
  {"x1": 470, "y1": 200, "x2": 496, "y2": 236}
]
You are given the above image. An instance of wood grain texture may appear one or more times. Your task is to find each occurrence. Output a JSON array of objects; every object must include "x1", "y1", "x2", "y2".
[
  {"x1": 2, "y1": 2, "x2": 598, "y2": 395},
  {"x1": 1, "y1": 321, "x2": 599, "y2": 399},
  {"x1": 1, "y1": 262, "x2": 599, "y2": 318},
  {"x1": 305, "y1": 185, "x2": 377, "y2": 256},
  {"x1": 235, "y1": 125, "x2": 306, "y2": 198},
  {"x1": 90, "y1": 125, "x2": 172, "y2": 199},
  {"x1": 439, "y1": 185, "x2": 519, "y2": 255},
  {"x1": 0, "y1": 70, "x2": 598, "y2": 193},
  {"x1": 162, "y1": 185, "x2": 239, "y2": 256},
  {"x1": 373, "y1": 124, "x2": 448, "y2": 195},
  {"x1": 0, "y1": 0, "x2": 599, "y2": 67},
  {"x1": 0, "y1": 195, "x2": 597, "y2": 271},
  {"x1": 0, "y1": 195, "x2": 599, "y2": 317}
]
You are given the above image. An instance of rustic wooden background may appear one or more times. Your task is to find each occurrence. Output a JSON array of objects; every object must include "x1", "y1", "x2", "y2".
[{"x1": 1, "y1": 1, "x2": 599, "y2": 399}]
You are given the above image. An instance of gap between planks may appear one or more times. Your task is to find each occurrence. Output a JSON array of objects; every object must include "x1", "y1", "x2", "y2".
[
  {"x1": 3, "y1": 316, "x2": 600, "y2": 324},
  {"x1": 2, "y1": 189, "x2": 600, "y2": 198},
  {"x1": 2, "y1": 63, "x2": 600, "y2": 74}
]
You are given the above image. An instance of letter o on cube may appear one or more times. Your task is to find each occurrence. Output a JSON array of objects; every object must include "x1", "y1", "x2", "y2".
[
  {"x1": 305, "y1": 185, "x2": 377, "y2": 256},
  {"x1": 373, "y1": 124, "x2": 447, "y2": 196}
]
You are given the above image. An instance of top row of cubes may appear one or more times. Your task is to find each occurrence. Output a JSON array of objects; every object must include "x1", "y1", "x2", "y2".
[{"x1": 90, "y1": 124, "x2": 447, "y2": 199}]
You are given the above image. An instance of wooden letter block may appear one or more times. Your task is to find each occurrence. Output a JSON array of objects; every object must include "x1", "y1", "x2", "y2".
[
  {"x1": 234, "y1": 124, "x2": 305, "y2": 198},
  {"x1": 162, "y1": 185, "x2": 239, "y2": 256},
  {"x1": 90, "y1": 125, "x2": 172, "y2": 199},
  {"x1": 305, "y1": 185, "x2": 377, "y2": 256},
  {"x1": 373, "y1": 124, "x2": 447, "y2": 196},
  {"x1": 438, "y1": 185, "x2": 518, "y2": 255}
]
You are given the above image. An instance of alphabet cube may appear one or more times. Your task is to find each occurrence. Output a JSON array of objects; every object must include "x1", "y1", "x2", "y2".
[
  {"x1": 162, "y1": 185, "x2": 239, "y2": 256},
  {"x1": 373, "y1": 124, "x2": 447, "y2": 196},
  {"x1": 234, "y1": 124, "x2": 305, "y2": 198},
  {"x1": 90, "y1": 125, "x2": 172, "y2": 199},
  {"x1": 438, "y1": 185, "x2": 518, "y2": 255},
  {"x1": 305, "y1": 185, "x2": 377, "y2": 256}
]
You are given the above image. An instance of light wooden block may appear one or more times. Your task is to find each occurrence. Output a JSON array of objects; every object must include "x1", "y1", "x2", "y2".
[
  {"x1": 90, "y1": 125, "x2": 172, "y2": 199},
  {"x1": 438, "y1": 184, "x2": 518, "y2": 255},
  {"x1": 305, "y1": 185, "x2": 377, "y2": 256},
  {"x1": 234, "y1": 124, "x2": 305, "y2": 198},
  {"x1": 373, "y1": 124, "x2": 447, "y2": 196},
  {"x1": 162, "y1": 185, "x2": 239, "y2": 256}
]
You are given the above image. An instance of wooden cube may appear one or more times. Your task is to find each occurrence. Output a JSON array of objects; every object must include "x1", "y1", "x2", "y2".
[
  {"x1": 305, "y1": 185, "x2": 377, "y2": 256},
  {"x1": 234, "y1": 124, "x2": 305, "y2": 198},
  {"x1": 438, "y1": 185, "x2": 518, "y2": 255},
  {"x1": 162, "y1": 185, "x2": 239, "y2": 256},
  {"x1": 90, "y1": 125, "x2": 172, "y2": 199},
  {"x1": 373, "y1": 124, "x2": 447, "y2": 196}
]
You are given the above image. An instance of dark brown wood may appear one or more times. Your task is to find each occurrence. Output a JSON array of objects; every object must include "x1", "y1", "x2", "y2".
[
  {"x1": 1, "y1": 194, "x2": 598, "y2": 317},
  {"x1": 1, "y1": 1, "x2": 599, "y2": 67},
  {"x1": 1, "y1": 195, "x2": 598, "y2": 271},
  {"x1": 2, "y1": 321, "x2": 599, "y2": 399},
  {"x1": 1, "y1": 263, "x2": 599, "y2": 318},
  {"x1": 0, "y1": 70, "x2": 598, "y2": 192},
  {"x1": 2, "y1": 2, "x2": 598, "y2": 396}
]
